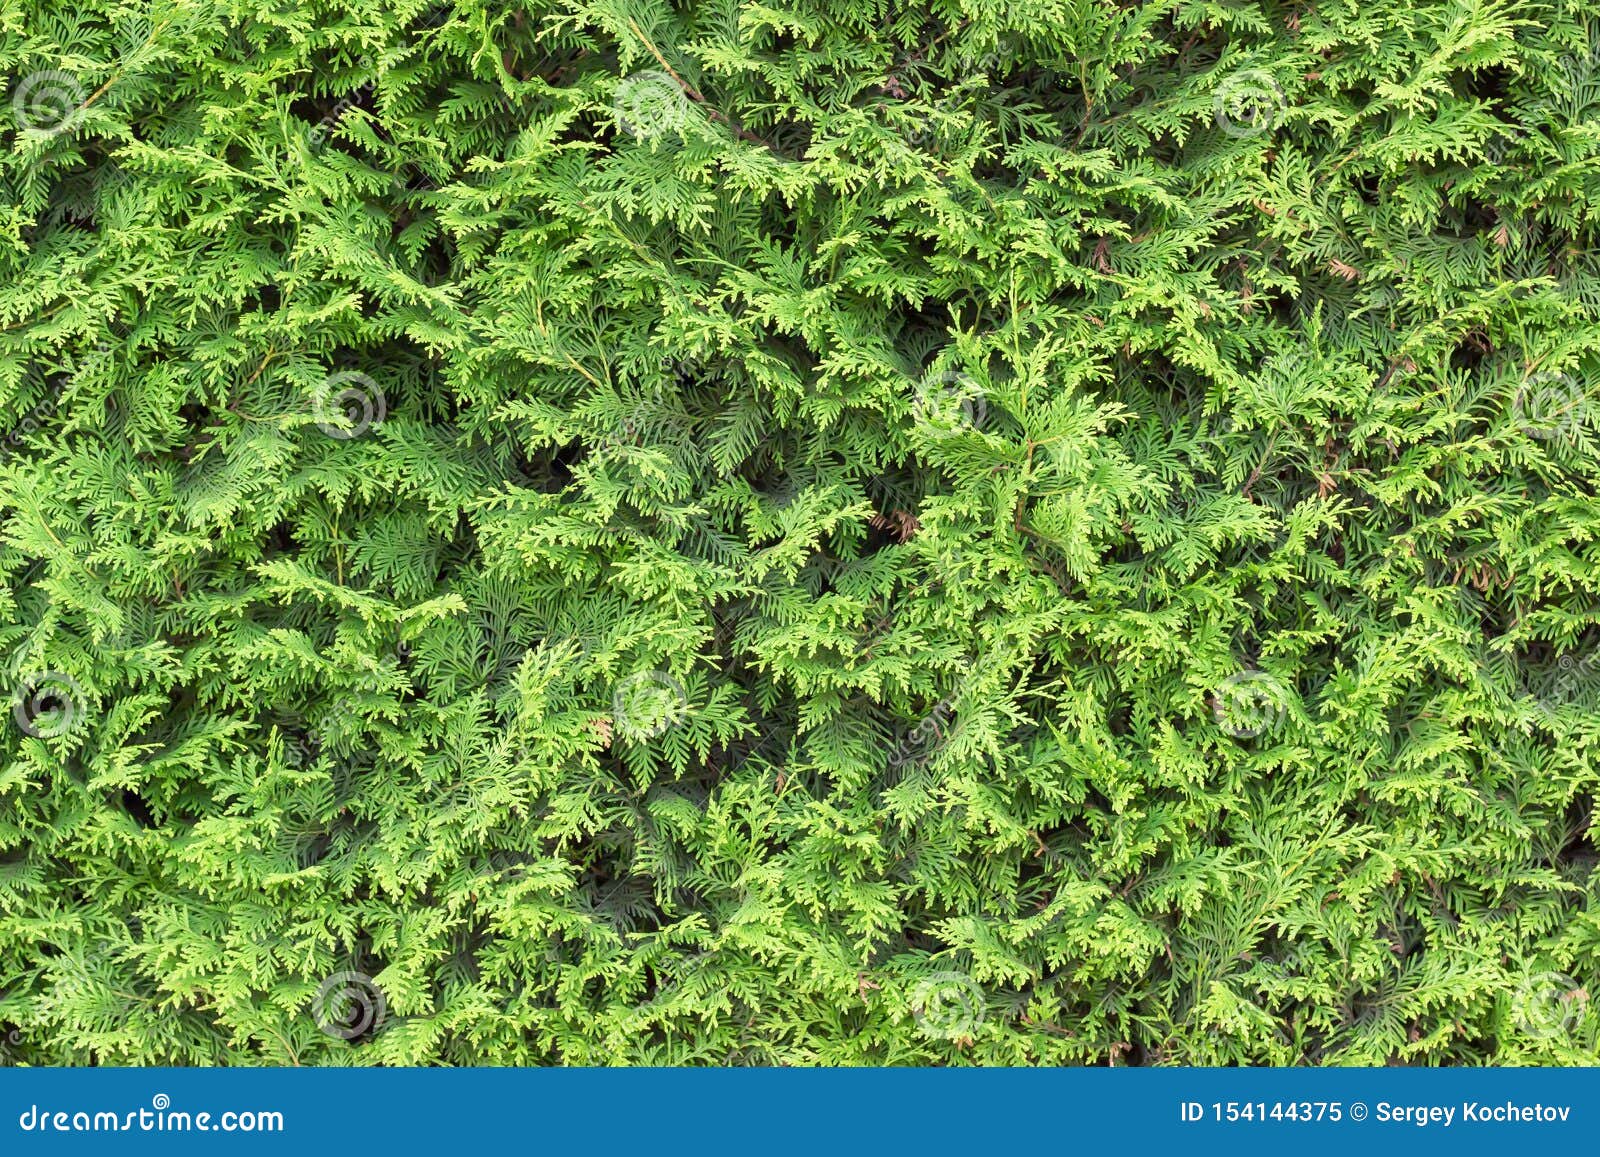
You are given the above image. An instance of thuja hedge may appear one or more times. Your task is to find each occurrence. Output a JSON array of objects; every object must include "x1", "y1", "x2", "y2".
[{"x1": 1, "y1": 0, "x2": 1599, "y2": 1067}]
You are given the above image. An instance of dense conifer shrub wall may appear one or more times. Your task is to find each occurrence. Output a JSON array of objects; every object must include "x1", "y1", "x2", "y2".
[{"x1": 1, "y1": 0, "x2": 1599, "y2": 1066}]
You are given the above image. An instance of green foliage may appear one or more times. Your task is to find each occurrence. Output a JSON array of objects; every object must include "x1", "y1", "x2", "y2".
[{"x1": 2, "y1": 0, "x2": 1599, "y2": 1066}]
